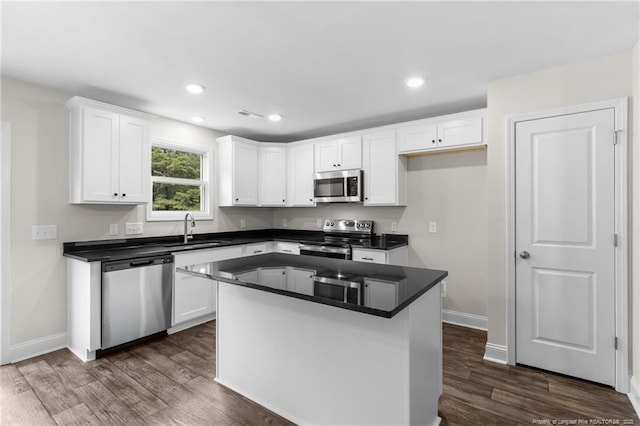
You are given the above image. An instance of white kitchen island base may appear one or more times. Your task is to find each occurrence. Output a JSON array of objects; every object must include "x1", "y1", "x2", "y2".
[{"x1": 216, "y1": 281, "x2": 442, "y2": 426}]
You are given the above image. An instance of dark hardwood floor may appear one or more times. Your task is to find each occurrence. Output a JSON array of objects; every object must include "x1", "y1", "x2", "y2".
[{"x1": 1, "y1": 321, "x2": 638, "y2": 425}]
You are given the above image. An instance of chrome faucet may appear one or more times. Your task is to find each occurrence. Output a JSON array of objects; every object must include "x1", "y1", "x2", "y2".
[{"x1": 184, "y1": 212, "x2": 196, "y2": 243}]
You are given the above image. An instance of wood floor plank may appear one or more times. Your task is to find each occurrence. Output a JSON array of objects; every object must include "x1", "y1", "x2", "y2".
[
  {"x1": 129, "y1": 369, "x2": 196, "y2": 406},
  {"x1": 131, "y1": 344, "x2": 200, "y2": 384},
  {"x1": 51, "y1": 403, "x2": 101, "y2": 426},
  {"x1": 0, "y1": 364, "x2": 31, "y2": 396},
  {"x1": 491, "y1": 387, "x2": 589, "y2": 420},
  {"x1": 17, "y1": 360, "x2": 82, "y2": 415},
  {"x1": 0, "y1": 388, "x2": 56, "y2": 425},
  {"x1": 49, "y1": 359, "x2": 96, "y2": 389},
  {"x1": 89, "y1": 362, "x2": 168, "y2": 418},
  {"x1": 74, "y1": 380, "x2": 145, "y2": 426},
  {"x1": 170, "y1": 350, "x2": 216, "y2": 381},
  {"x1": 439, "y1": 394, "x2": 517, "y2": 426}
]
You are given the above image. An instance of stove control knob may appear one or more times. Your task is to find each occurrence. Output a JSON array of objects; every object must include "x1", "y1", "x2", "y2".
[
  {"x1": 330, "y1": 222, "x2": 334, "y2": 226},
  {"x1": 365, "y1": 223, "x2": 371, "y2": 228},
  {"x1": 325, "y1": 221, "x2": 330, "y2": 226}
]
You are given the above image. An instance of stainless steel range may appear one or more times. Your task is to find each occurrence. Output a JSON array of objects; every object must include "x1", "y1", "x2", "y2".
[{"x1": 298, "y1": 219, "x2": 374, "y2": 260}]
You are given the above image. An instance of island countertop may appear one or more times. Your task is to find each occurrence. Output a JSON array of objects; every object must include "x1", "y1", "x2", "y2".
[{"x1": 177, "y1": 252, "x2": 447, "y2": 318}]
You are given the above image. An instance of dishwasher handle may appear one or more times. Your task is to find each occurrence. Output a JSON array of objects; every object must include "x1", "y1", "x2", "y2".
[{"x1": 103, "y1": 255, "x2": 173, "y2": 272}]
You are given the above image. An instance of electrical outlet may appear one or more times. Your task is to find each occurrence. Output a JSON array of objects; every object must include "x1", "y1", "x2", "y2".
[
  {"x1": 441, "y1": 280, "x2": 448, "y2": 298},
  {"x1": 31, "y1": 225, "x2": 57, "y2": 240},
  {"x1": 125, "y1": 222, "x2": 143, "y2": 235},
  {"x1": 282, "y1": 218, "x2": 288, "y2": 228},
  {"x1": 109, "y1": 224, "x2": 118, "y2": 236},
  {"x1": 391, "y1": 221, "x2": 398, "y2": 232},
  {"x1": 429, "y1": 221, "x2": 437, "y2": 233},
  {"x1": 316, "y1": 219, "x2": 322, "y2": 228},
  {"x1": 240, "y1": 219, "x2": 246, "y2": 229}
]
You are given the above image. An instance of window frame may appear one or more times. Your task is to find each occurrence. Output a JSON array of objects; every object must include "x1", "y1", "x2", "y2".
[{"x1": 146, "y1": 138, "x2": 213, "y2": 222}]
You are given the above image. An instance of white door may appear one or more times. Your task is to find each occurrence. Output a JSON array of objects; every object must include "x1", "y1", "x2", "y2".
[
  {"x1": 259, "y1": 146, "x2": 286, "y2": 206},
  {"x1": 515, "y1": 108, "x2": 616, "y2": 386},
  {"x1": 286, "y1": 144, "x2": 315, "y2": 206},
  {"x1": 363, "y1": 130, "x2": 397, "y2": 205},
  {"x1": 232, "y1": 140, "x2": 258, "y2": 205},
  {"x1": 118, "y1": 115, "x2": 149, "y2": 203}
]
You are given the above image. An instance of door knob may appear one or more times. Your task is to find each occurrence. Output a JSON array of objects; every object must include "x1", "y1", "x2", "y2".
[{"x1": 519, "y1": 251, "x2": 530, "y2": 259}]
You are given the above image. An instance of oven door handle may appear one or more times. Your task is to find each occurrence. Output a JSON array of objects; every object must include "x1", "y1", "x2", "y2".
[{"x1": 298, "y1": 244, "x2": 351, "y2": 255}]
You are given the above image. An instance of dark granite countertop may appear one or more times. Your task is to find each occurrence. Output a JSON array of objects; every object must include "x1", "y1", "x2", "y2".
[
  {"x1": 177, "y1": 253, "x2": 446, "y2": 318},
  {"x1": 63, "y1": 229, "x2": 409, "y2": 262}
]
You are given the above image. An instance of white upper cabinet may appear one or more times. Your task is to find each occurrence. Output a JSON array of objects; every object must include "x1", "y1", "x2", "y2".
[
  {"x1": 259, "y1": 145, "x2": 287, "y2": 206},
  {"x1": 362, "y1": 130, "x2": 406, "y2": 206},
  {"x1": 217, "y1": 135, "x2": 259, "y2": 206},
  {"x1": 314, "y1": 136, "x2": 362, "y2": 172},
  {"x1": 397, "y1": 109, "x2": 485, "y2": 155},
  {"x1": 286, "y1": 142, "x2": 316, "y2": 206},
  {"x1": 66, "y1": 97, "x2": 152, "y2": 204}
]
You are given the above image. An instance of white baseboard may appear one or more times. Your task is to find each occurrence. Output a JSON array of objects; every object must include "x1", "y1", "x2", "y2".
[
  {"x1": 483, "y1": 342, "x2": 508, "y2": 365},
  {"x1": 11, "y1": 332, "x2": 67, "y2": 363},
  {"x1": 442, "y1": 309, "x2": 487, "y2": 331},
  {"x1": 629, "y1": 376, "x2": 640, "y2": 418}
]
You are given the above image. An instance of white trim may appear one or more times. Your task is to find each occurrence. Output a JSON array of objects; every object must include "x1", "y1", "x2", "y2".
[
  {"x1": 167, "y1": 313, "x2": 216, "y2": 334},
  {"x1": 505, "y1": 98, "x2": 629, "y2": 392},
  {"x1": 483, "y1": 343, "x2": 508, "y2": 365},
  {"x1": 147, "y1": 138, "x2": 214, "y2": 222},
  {"x1": 442, "y1": 309, "x2": 487, "y2": 331},
  {"x1": 629, "y1": 376, "x2": 640, "y2": 418},
  {"x1": 0, "y1": 122, "x2": 11, "y2": 365},
  {"x1": 11, "y1": 332, "x2": 68, "y2": 363}
]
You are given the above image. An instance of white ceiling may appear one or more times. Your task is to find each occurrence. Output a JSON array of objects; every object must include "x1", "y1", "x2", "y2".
[{"x1": 2, "y1": 1, "x2": 638, "y2": 142}]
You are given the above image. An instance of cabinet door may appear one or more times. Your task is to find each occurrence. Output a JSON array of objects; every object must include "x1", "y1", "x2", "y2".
[
  {"x1": 82, "y1": 106, "x2": 119, "y2": 202},
  {"x1": 173, "y1": 272, "x2": 215, "y2": 325},
  {"x1": 437, "y1": 116, "x2": 483, "y2": 149},
  {"x1": 364, "y1": 279, "x2": 398, "y2": 311},
  {"x1": 286, "y1": 267, "x2": 315, "y2": 295},
  {"x1": 287, "y1": 144, "x2": 316, "y2": 206},
  {"x1": 363, "y1": 131, "x2": 397, "y2": 205},
  {"x1": 259, "y1": 268, "x2": 287, "y2": 290},
  {"x1": 314, "y1": 140, "x2": 338, "y2": 172},
  {"x1": 259, "y1": 146, "x2": 287, "y2": 206},
  {"x1": 397, "y1": 122, "x2": 438, "y2": 153},
  {"x1": 233, "y1": 141, "x2": 259, "y2": 205},
  {"x1": 118, "y1": 115, "x2": 149, "y2": 203},
  {"x1": 337, "y1": 136, "x2": 362, "y2": 170}
]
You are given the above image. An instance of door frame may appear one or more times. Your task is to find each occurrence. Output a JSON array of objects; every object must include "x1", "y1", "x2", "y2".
[
  {"x1": 1, "y1": 122, "x2": 11, "y2": 365},
  {"x1": 505, "y1": 98, "x2": 629, "y2": 392}
]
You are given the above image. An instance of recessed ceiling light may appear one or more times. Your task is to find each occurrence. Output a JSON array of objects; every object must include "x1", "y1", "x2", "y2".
[
  {"x1": 191, "y1": 116, "x2": 205, "y2": 123},
  {"x1": 186, "y1": 84, "x2": 205, "y2": 94},
  {"x1": 268, "y1": 114, "x2": 282, "y2": 122},
  {"x1": 405, "y1": 77, "x2": 425, "y2": 89}
]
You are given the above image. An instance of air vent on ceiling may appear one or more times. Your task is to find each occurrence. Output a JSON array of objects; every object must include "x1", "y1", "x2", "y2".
[{"x1": 238, "y1": 110, "x2": 264, "y2": 119}]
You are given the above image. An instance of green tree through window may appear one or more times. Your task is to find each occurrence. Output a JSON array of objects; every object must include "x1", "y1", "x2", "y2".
[{"x1": 151, "y1": 146, "x2": 204, "y2": 212}]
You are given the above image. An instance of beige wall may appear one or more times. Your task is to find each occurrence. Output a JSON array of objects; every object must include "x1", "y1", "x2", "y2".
[
  {"x1": 273, "y1": 149, "x2": 489, "y2": 317},
  {"x1": 486, "y1": 51, "x2": 633, "y2": 351},
  {"x1": 1, "y1": 77, "x2": 272, "y2": 345},
  {"x1": 632, "y1": 40, "x2": 639, "y2": 382}
]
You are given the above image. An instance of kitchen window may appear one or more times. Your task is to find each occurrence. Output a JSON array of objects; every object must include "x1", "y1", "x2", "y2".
[{"x1": 147, "y1": 139, "x2": 213, "y2": 221}]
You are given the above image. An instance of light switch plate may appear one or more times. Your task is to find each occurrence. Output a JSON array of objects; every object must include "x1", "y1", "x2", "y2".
[
  {"x1": 429, "y1": 222, "x2": 437, "y2": 233},
  {"x1": 125, "y1": 222, "x2": 143, "y2": 235},
  {"x1": 282, "y1": 218, "x2": 288, "y2": 228},
  {"x1": 316, "y1": 219, "x2": 322, "y2": 228},
  {"x1": 240, "y1": 219, "x2": 246, "y2": 229},
  {"x1": 391, "y1": 221, "x2": 398, "y2": 232},
  {"x1": 109, "y1": 224, "x2": 118, "y2": 236},
  {"x1": 32, "y1": 225, "x2": 57, "y2": 240}
]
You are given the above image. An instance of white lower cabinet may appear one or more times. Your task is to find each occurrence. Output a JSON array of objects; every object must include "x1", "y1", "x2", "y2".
[
  {"x1": 364, "y1": 277, "x2": 407, "y2": 311},
  {"x1": 352, "y1": 246, "x2": 408, "y2": 266},
  {"x1": 286, "y1": 267, "x2": 315, "y2": 295},
  {"x1": 173, "y1": 272, "x2": 215, "y2": 324},
  {"x1": 243, "y1": 242, "x2": 273, "y2": 256},
  {"x1": 275, "y1": 241, "x2": 300, "y2": 255},
  {"x1": 259, "y1": 267, "x2": 287, "y2": 290}
]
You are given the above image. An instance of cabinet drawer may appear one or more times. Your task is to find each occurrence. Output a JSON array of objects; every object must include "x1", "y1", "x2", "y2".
[
  {"x1": 173, "y1": 249, "x2": 215, "y2": 268},
  {"x1": 244, "y1": 242, "x2": 272, "y2": 256},
  {"x1": 352, "y1": 249, "x2": 387, "y2": 264},
  {"x1": 275, "y1": 241, "x2": 300, "y2": 255},
  {"x1": 212, "y1": 245, "x2": 244, "y2": 261}
]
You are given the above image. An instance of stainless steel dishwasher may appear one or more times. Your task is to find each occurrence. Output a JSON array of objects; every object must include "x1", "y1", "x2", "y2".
[{"x1": 101, "y1": 255, "x2": 173, "y2": 349}]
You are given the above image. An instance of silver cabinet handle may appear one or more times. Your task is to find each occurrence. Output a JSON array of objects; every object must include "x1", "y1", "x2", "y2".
[
  {"x1": 253, "y1": 250, "x2": 263, "y2": 254},
  {"x1": 362, "y1": 257, "x2": 374, "y2": 261},
  {"x1": 283, "y1": 249, "x2": 292, "y2": 253},
  {"x1": 519, "y1": 251, "x2": 530, "y2": 259}
]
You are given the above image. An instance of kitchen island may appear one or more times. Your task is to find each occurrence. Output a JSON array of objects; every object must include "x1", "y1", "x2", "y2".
[{"x1": 179, "y1": 253, "x2": 447, "y2": 426}]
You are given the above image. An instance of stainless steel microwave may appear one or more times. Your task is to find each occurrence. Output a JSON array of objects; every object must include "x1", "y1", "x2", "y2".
[{"x1": 313, "y1": 169, "x2": 363, "y2": 203}]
